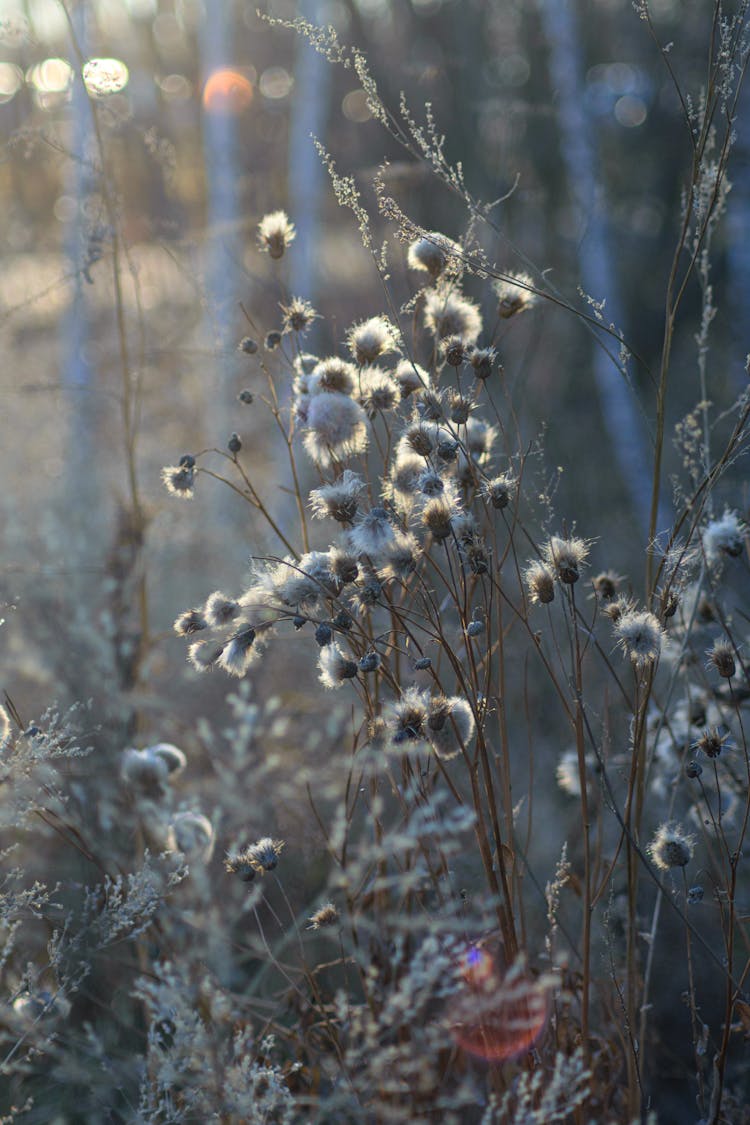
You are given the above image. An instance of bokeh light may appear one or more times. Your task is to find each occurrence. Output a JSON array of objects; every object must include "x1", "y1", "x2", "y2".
[
  {"x1": 0, "y1": 62, "x2": 23, "y2": 104},
  {"x1": 202, "y1": 68, "x2": 254, "y2": 114},
  {"x1": 83, "y1": 58, "x2": 130, "y2": 97},
  {"x1": 450, "y1": 949, "x2": 551, "y2": 1062}
]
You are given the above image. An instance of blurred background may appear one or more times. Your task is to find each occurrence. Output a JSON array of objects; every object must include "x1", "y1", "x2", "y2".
[{"x1": 0, "y1": 0, "x2": 748, "y2": 800}]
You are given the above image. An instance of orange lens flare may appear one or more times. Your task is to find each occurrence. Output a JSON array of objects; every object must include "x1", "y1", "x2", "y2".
[
  {"x1": 202, "y1": 69, "x2": 254, "y2": 114},
  {"x1": 451, "y1": 948, "x2": 550, "y2": 1063}
]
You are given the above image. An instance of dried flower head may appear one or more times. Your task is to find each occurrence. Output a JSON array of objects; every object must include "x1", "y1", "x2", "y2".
[
  {"x1": 224, "y1": 848, "x2": 257, "y2": 882},
  {"x1": 525, "y1": 561, "x2": 556, "y2": 606},
  {"x1": 494, "y1": 272, "x2": 538, "y2": 318},
  {"x1": 482, "y1": 474, "x2": 516, "y2": 511},
  {"x1": 422, "y1": 495, "x2": 456, "y2": 541},
  {"x1": 469, "y1": 346, "x2": 498, "y2": 381},
  {"x1": 423, "y1": 288, "x2": 482, "y2": 344},
  {"x1": 707, "y1": 639, "x2": 737, "y2": 679},
  {"x1": 245, "y1": 836, "x2": 285, "y2": 872},
  {"x1": 308, "y1": 902, "x2": 340, "y2": 930},
  {"x1": 543, "y1": 536, "x2": 589, "y2": 585},
  {"x1": 648, "y1": 822, "x2": 695, "y2": 871},
  {"x1": 258, "y1": 210, "x2": 296, "y2": 259},
  {"x1": 441, "y1": 334, "x2": 467, "y2": 367},
  {"x1": 615, "y1": 609, "x2": 664, "y2": 668},
  {"x1": 281, "y1": 296, "x2": 319, "y2": 335},
  {"x1": 347, "y1": 316, "x2": 399, "y2": 366},
  {"x1": 309, "y1": 471, "x2": 365, "y2": 523}
]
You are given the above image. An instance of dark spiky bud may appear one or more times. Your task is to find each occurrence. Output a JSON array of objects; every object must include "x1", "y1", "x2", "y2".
[
  {"x1": 315, "y1": 623, "x2": 333, "y2": 647},
  {"x1": 228, "y1": 432, "x2": 242, "y2": 454},
  {"x1": 265, "y1": 330, "x2": 283, "y2": 350},
  {"x1": 469, "y1": 346, "x2": 498, "y2": 381},
  {"x1": 449, "y1": 394, "x2": 472, "y2": 424},
  {"x1": 333, "y1": 611, "x2": 352, "y2": 631},
  {"x1": 442, "y1": 335, "x2": 467, "y2": 367},
  {"x1": 688, "y1": 886, "x2": 704, "y2": 904},
  {"x1": 239, "y1": 336, "x2": 258, "y2": 355},
  {"x1": 697, "y1": 727, "x2": 727, "y2": 759},
  {"x1": 293, "y1": 615, "x2": 306, "y2": 630},
  {"x1": 358, "y1": 651, "x2": 381, "y2": 673},
  {"x1": 414, "y1": 656, "x2": 432, "y2": 671},
  {"x1": 685, "y1": 760, "x2": 703, "y2": 779},
  {"x1": 238, "y1": 389, "x2": 254, "y2": 404},
  {"x1": 467, "y1": 620, "x2": 484, "y2": 637}
]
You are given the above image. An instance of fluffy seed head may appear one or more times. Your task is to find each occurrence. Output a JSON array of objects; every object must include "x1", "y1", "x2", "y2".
[
  {"x1": 258, "y1": 210, "x2": 296, "y2": 259},
  {"x1": 173, "y1": 609, "x2": 208, "y2": 636},
  {"x1": 615, "y1": 609, "x2": 664, "y2": 668},
  {"x1": 358, "y1": 367, "x2": 399, "y2": 416},
  {"x1": 494, "y1": 272, "x2": 537, "y2": 318},
  {"x1": 348, "y1": 507, "x2": 395, "y2": 559},
  {"x1": 309, "y1": 357, "x2": 357, "y2": 396},
  {"x1": 347, "y1": 316, "x2": 399, "y2": 366},
  {"x1": 161, "y1": 463, "x2": 195, "y2": 498},
  {"x1": 407, "y1": 232, "x2": 453, "y2": 278},
  {"x1": 318, "y1": 642, "x2": 358, "y2": 689},
  {"x1": 703, "y1": 509, "x2": 746, "y2": 563},
  {"x1": 426, "y1": 696, "x2": 476, "y2": 760},
  {"x1": 308, "y1": 901, "x2": 340, "y2": 929},
  {"x1": 309, "y1": 471, "x2": 365, "y2": 523},
  {"x1": 543, "y1": 536, "x2": 589, "y2": 585},
  {"x1": 204, "y1": 591, "x2": 241, "y2": 628},
  {"x1": 423, "y1": 288, "x2": 482, "y2": 344},
  {"x1": 188, "y1": 641, "x2": 224, "y2": 672},
  {"x1": 648, "y1": 822, "x2": 695, "y2": 871},
  {"x1": 281, "y1": 296, "x2": 319, "y2": 334},
  {"x1": 224, "y1": 848, "x2": 257, "y2": 882},
  {"x1": 394, "y1": 359, "x2": 430, "y2": 398},
  {"x1": 525, "y1": 561, "x2": 555, "y2": 606},
  {"x1": 304, "y1": 392, "x2": 369, "y2": 467},
  {"x1": 387, "y1": 686, "x2": 430, "y2": 743},
  {"x1": 218, "y1": 626, "x2": 258, "y2": 677}
]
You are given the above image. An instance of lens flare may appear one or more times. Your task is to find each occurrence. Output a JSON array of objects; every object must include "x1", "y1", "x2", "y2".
[
  {"x1": 202, "y1": 68, "x2": 254, "y2": 114},
  {"x1": 450, "y1": 948, "x2": 551, "y2": 1062}
]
